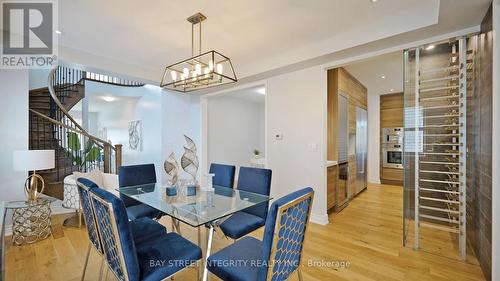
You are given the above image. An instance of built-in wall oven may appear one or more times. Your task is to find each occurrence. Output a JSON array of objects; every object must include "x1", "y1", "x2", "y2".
[
  {"x1": 382, "y1": 143, "x2": 403, "y2": 169},
  {"x1": 382, "y1": 127, "x2": 403, "y2": 169}
]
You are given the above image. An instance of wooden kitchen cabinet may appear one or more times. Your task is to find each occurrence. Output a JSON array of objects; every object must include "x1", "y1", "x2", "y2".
[
  {"x1": 327, "y1": 67, "x2": 368, "y2": 212},
  {"x1": 348, "y1": 154, "x2": 357, "y2": 198},
  {"x1": 327, "y1": 165, "x2": 338, "y2": 210}
]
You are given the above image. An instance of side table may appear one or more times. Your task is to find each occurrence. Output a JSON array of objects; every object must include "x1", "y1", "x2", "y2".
[{"x1": 6, "y1": 198, "x2": 55, "y2": 246}]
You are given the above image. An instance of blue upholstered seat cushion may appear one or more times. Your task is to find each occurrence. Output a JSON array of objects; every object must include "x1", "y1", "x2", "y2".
[
  {"x1": 219, "y1": 211, "x2": 265, "y2": 240},
  {"x1": 135, "y1": 232, "x2": 202, "y2": 281},
  {"x1": 126, "y1": 204, "x2": 162, "y2": 220},
  {"x1": 207, "y1": 236, "x2": 262, "y2": 281},
  {"x1": 129, "y1": 217, "x2": 166, "y2": 244}
]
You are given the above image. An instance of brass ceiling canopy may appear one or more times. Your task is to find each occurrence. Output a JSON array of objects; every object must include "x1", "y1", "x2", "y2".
[{"x1": 160, "y1": 12, "x2": 237, "y2": 93}]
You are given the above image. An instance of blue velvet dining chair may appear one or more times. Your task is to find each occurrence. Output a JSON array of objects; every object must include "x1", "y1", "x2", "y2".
[
  {"x1": 209, "y1": 163, "x2": 236, "y2": 188},
  {"x1": 207, "y1": 187, "x2": 314, "y2": 281},
  {"x1": 76, "y1": 178, "x2": 167, "y2": 281},
  {"x1": 89, "y1": 187, "x2": 203, "y2": 281},
  {"x1": 118, "y1": 164, "x2": 162, "y2": 220},
  {"x1": 76, "y1": 178, "x2": 106, "y2": 281},
  {"x1": 219, "y1": 167, "x2": 272, "y2": 240}
]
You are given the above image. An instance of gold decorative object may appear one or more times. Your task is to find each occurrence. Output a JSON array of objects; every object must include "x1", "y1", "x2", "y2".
[
  {"x1": 24, "y1": 173, "x2": 45, "y2": 201},
  {"x1": 180, "y1": 135, "x2": 199, "y2": 182},
  {"x1": 8, "y1": 198, "x2": 53, "y2": 245},
  {"x1": 164, "y1": 152, "x2": 180, "y2": 185}
]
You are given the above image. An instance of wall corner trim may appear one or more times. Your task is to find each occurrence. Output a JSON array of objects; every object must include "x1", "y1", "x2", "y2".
[{"x1": 310, "y1": 212, "x2": 329, "y2": 225}]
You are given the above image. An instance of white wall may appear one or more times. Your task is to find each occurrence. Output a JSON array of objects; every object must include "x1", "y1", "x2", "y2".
[
  {"x1": 28, "y1": 69, "x2": 50, "y2": 90},
  {"x1": 85, "y1": 82, "x2": 201, "y2": 184},
  {"x1": 207, "y1": 96, "x2": 265, "y2": 171},
  {"x1": 161, "y1": 92, "x2": 201, "y2": 184},
  {"x1": 367, "y1": 93, "x2": 381, "y2": 184},
  {"x1": 85, "y1": 82, "x2": 164, "y2": 181},
  {"x1": 492, "y1": 1, "x2": 499, "y2": 280},
  {"x1": 266, "y1": 65, "x2": 328, "y2": 224},
  {"x1": 0, "y1": 70, "x2": 29, "y2": 223}
]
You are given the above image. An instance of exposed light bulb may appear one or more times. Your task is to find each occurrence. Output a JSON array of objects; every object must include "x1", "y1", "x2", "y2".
[
  {"x1": 195, "y1": 64, "x2": 202, "y2": 76},
  {"x1": 209, "y1": 60, "x2": 214, "y2": 71},
  {"x1": 170, "y1": 71, "x2": 177, "y2": 81},
  {"x1": 216, "y1": 63, "x2": 223, "y2": 74},
  {"x1": 182, "y1": 68, "x2": 189, "y2": 80}
]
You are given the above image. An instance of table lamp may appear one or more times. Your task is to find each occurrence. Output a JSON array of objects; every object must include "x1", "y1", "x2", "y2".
[{"x1": 13, "y1": 150, "x2": 55, "y2": 201}]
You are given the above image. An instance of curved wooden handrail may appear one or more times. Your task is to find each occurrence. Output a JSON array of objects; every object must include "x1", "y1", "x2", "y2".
[
  {"x1": 29, "y1": 108, "x2": 111, "y2": 149},
  {"x1": 47, "y1": 66, "x2": 116, "y2": 152}
]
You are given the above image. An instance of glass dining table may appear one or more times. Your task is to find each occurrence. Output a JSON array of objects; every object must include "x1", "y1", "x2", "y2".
[{"x1": 117, "y1": 183, "x2": 272, "y2": 281}]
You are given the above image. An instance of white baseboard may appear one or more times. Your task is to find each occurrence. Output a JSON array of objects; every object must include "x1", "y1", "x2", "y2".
[{"x1": 310, "y1": 212, "x2": 329, "y2": 225}]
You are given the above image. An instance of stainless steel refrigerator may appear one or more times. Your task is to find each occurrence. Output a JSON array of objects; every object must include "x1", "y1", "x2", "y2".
[{"x1": 355, "y1": 107, "x2": 368, "y2": 193}]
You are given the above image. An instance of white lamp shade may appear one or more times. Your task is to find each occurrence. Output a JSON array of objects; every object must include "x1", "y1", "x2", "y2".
[{"x1": 13, "y1": 150, "x2": 55, "y2": 171}]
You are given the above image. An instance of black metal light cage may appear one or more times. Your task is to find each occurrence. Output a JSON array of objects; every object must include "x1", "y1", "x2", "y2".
[{"x1": 160, "y1": 50, "x2": 237, "y2": 93}]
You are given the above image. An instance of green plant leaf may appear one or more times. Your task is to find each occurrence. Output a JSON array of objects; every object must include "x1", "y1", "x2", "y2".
[
  {"x1": 84, "y1": 146, "x2": 100, "y2": 163},
  {"x1": 83, "y1": 139, "x2": 96, "y2": 154},
  {"x1": 67, "y1": 132, "x2": 81, "y2": 151}
]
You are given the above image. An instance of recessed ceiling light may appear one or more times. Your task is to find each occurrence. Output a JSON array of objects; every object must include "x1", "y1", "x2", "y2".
[
  {"x1": 256, "y1": 87, "x2": 266, "y2": 95},
  {"x1": 55, "y1": 30, "x2": 62, "y2": 34},
  {"x1": 390, "y1": 88, "x2": 395, "y2": 92},
  {"x1": 370, "y1": 0, "x2": 378, "y2": 2},
  {"x1": 102, "y1": 96, "x2": 115, "y2": 102},
  {"x1": 425, "y1": 44, "x2": 435, "y2": 50},
  {"x1": 380, "y1": 75, "x2": 386, "y2": 79}
]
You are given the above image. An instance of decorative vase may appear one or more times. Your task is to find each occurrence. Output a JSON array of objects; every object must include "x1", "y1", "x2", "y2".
[
  {"x1": 180, "y1": 135, "x2": 199, "y2": 184},
  {"x1": 164, "y1": 152, "x2": 179, "y2": 186}
]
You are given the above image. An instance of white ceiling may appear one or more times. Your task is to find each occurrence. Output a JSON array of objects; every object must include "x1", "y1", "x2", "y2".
[
  {"x1": 58, "y1": 0, "x2": 491, "y2": 84},
  {"x1": 344, "y1": 51, "x2": 403, "y2": 96},
  {"x1": 72, "y1": 93, "x2": 139, "y2": 113}
]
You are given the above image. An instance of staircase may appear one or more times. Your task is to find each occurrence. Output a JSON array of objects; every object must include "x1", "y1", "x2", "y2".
[
  {"x1": 28, "y1": 66, "x2": 139, "y2": 199},
  {"x1": 29, "y1": 81, "x2": 84, "y2": 199}
]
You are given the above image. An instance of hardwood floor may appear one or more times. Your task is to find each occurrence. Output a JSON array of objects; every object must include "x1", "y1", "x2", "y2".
[{"x1": 5, "y1": 184, "x2": 486, "y2": 281}]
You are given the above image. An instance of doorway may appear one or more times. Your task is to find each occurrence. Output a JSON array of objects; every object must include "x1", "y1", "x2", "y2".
[{"x1": 202, "y1": 85, "x2": 267, "y2": 180}]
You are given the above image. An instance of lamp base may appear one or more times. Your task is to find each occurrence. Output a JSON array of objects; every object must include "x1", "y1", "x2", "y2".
[{"x1": 24, "y1": 172, "x2": 45, "y2": 202}]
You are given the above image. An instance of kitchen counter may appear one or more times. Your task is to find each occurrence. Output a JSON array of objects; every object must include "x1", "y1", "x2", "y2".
[{"x1": 326, "y1": 160, "x2": 338, "y2": 167}]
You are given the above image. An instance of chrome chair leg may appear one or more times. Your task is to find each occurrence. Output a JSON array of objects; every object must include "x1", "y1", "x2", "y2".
[
  {"x1": 203, "y1": 225, "x2": 215, "y2": 281},
  {"x1": 80, "y1": 243, "x2": 91, "y2": 281},
  {"x1": 297, "y1": 268, "x2": 304, "y2": 281}
]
